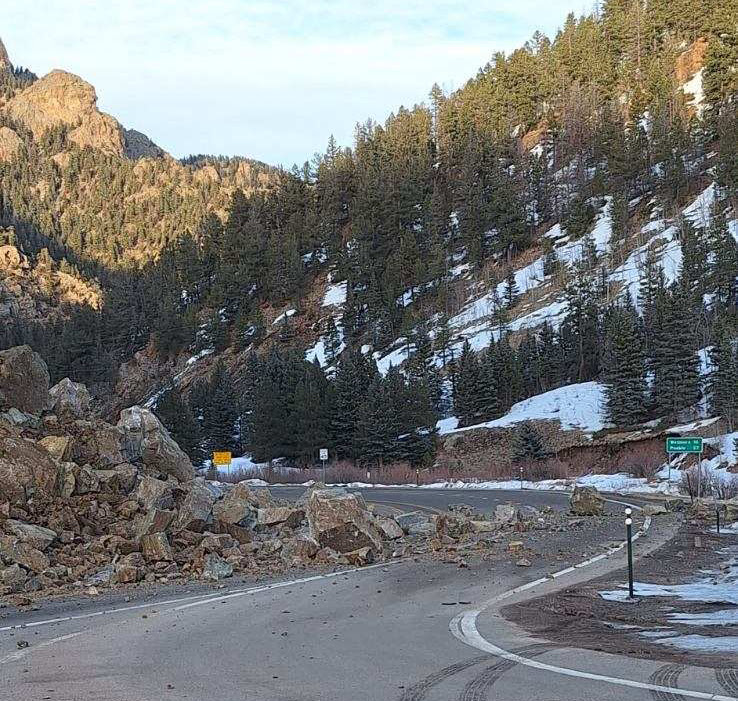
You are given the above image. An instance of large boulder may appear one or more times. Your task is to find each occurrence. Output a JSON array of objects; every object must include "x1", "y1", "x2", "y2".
[
  {"x1": 4, "y1": 520, "x2": 57, "y2": 550},
  {"x1": 212, "y1": 483, "x2": 259, "y2": 529},
  {"x1": 570, "y1": 486, "x2": 605, "y2": 516},
  {"x1": 140, "y1": 532, "x2": 173, "y2": 562},
  {"x1": 135, "y1": 476, "x2": 175, "y2": 511},
  {"x1": 256, "y1": 506, "x2": 305, "y2": 530},
  {"x1": 201, "y1": 552, "x2": 233, "y2": 581},
  {"x1": 70, "y1": 420, "x2": 126, "y2": 468},
  {"x1": 0, "y1": 535, "x2": 49, "y2": 572},
  {"x1": 306, "y1": 489, "x2": 383, "y2": 554},
  {"x1": 49, "y1": 378, "x2": 91, "y2": 420},
  {"x1": 0, "y1": 345, "x2": 49, "y2": 414},
  {"x1": 174, "y1": 479, "x2": 215, "y2": 532},
  {"x1": 0, "y1": 436, "x2": 61, "y2": 505},
  {"x1": 395, "y1": 511, "x2": 435, "y2": 536},
  {"x1": 118, "y1": 407, "x2": 194, "y2": 482}
]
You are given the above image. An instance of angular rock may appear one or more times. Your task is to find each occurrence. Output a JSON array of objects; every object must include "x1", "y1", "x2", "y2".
[
  {"x1": 0, "y1": 436, "x2": 61, "y2": 505},
  {"x1": 140, "y1": 532, "x2": 173, "y2": 563},
  {"x1": 436, "y1": 513, "x2": 472, "y2": 539},
  {"x1": 374, "y1": 516, "x2": 404, "y2": 540},
  {"x1": 5, "y1": 520, "x2": 57, "y2": 550},
  {"x1": 345, "y1": 546, "x2": 374, "y2": 566},
  {"x1": 1, "y1": 408, "x2": 41, "y2": 428},
  {"x1": 136, "y1": 508, "x2": 175, "y2": 537},
  {"x1": 281, "y1": 535, "x2": 319, "y2": 565},
  {"x1": 395, "y1": 511, "x2": 435, "y2": 536},
  {"x1": 470, "y1": 520, "x2": 498, "y2": 534},
  {"x1": 74, "y1": 465, "x2": 100, "y2": 495},
  {"x1": 256, "y1": 506, "x2": 305, "y2": 529},
  {"x1": 201, "y1": 552, "x2": 233, "y2": 581},
  {"x1": 175, "y1": 479, "x2": 215, "y2": 532},
  {"x1": 1, "y1": 563, "x2": 27, "y2": 592},
  {"x1": 641, "y1": 503, "x2": 668, "y2": 516},
  {"x1": 136, "y1": 476, "x2": 175, "y2": 511},
  {"x1": 0, "y1": 345, "x2": 50, "y2": 414},
  {"x1": 0, "y1": 536, "x2": 49, "y2": 572},
  {"x1": 118, "y1": 407, "x2": 194, "y2": 482},
  {"x1": 307, "y1": 489, "x2": 383, "y2": 553},
  {"x1": 58, "y1": 462, "x2": 76, "y2": 498},
  {"x1": 85, "y1": 564, "x2": 115, "y2": 587},
  {"x1": 38, "y1": 435, "x2": 72, "y2": 462},
  {"x1": 70, "y1": 420, "x2": 125, "y2": 468},
  {"x1": 569, "y1": 486, "x2": 605, "y2": 516},
  {"x1": 48, "y1": 378, "x2": 92, "y2": 420},
  {"x1": 212, "y1": 483, "x2": 258, "y2": 528},
  {"x1": 494, "y1": 504, "x2": 519, "y2": 524}
]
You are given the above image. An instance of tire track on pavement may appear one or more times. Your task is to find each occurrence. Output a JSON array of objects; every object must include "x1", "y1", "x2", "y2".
[
  {"x1": 398, "y1": 654, "x2": 490, "y2": 701},
  {"x1": 649, "y1": 664, "x2": 686, "y2": 701},
  {"x1": 458, "y1": 643, "x2": 559, "y2": 701},
  {"x1": 717, "y1": 670, "x2": 738, "y2": 697}
]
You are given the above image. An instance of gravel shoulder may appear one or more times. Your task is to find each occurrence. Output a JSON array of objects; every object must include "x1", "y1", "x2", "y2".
[{"x1": 503, "y1": 515, "x2": 738, "y2": 667}]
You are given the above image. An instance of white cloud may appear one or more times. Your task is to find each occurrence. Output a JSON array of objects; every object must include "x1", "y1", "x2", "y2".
[{"x1": 3, "y1": 1, "x2": 581, "y2": 164}]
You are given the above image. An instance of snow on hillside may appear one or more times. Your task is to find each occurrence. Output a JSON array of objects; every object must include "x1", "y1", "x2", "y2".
[
  {"x1": 438, "y1": 381, "x2": 607, "y2": 435},
  {"x1": 322, "y1": 279, "x2": 347, "y2": 307},
  {"x1": 682, "y1": 68, "x2": 705, "y2": 117}
]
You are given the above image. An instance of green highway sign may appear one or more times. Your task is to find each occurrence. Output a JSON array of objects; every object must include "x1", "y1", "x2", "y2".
[{"x1": 666, "y1": 437, "x2": 703, "y2": 454}]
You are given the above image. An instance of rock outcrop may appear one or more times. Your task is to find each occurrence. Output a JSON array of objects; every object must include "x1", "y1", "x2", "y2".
[
  {"x1": 5, "y1": 70, "x2": 126, "y2": 155},
  {"x1": 0, "y1": 127, "x2": 22, "y2": 162}
]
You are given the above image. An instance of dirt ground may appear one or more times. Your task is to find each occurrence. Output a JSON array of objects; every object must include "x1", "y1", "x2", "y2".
[{"x1": 504, "y1": 518, "x2": 738, "y2": 667}]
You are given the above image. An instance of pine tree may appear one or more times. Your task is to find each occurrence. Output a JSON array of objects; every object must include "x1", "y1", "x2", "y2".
[
  {"x1": 512, "y1": 421, "x2": 548, "y2": 462},
  {"x1": 155, "y1": 384, "x2": 205, "y2": 466},
  {"x1": 200, "y1": 361, "x2": 241, "y2": 455},
  {"x1": 708, "y1": 323, "x2": 738, "y2": 430},
  {"x1": 650, "y1": 287, "x2": 701, "y2": 418},
  {"x1": 503, "y1": 268, "x2": 519, "y2": 309},
  {"x1": 453, "y1": 341, "x2": 481, "y2": 426},
  {"x1": 602, "y1": 296, "x2": 648, "y2": 427}
]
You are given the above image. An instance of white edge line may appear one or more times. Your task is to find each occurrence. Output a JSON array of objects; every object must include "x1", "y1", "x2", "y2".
[
  {"x1": 450, "y1": 505, "x2": 738, "y2": 701},
  {"x1": 0, "y1": 560, "x2": 403, "y2": 633}
]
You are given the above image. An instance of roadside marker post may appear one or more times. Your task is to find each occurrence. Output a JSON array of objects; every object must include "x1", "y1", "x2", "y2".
[
  {"x1": 319, "y1": 448, "x2": 328, "y2": 483},
  {"x1": 625, "y1": 508, "x2": 634, "y2": 599},
  {"x1": 415, "y1": 468, "x2": 420, "y2": 486}
]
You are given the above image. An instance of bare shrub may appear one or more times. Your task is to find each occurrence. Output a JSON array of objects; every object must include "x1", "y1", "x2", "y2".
[{"x1": 680, "y1": 467, "x2": 738, "y2": 500}]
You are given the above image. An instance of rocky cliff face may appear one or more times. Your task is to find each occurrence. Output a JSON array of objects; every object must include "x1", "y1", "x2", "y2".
[
  {"x1": 5, "y1": 70, "x2": 126, "y2": 155},
  {"x1": 0, "y1": 244, "x2": 102, "y2": 323},
  {"x1": 0, "y1": 38, "x2": 11, "y2": 71}
]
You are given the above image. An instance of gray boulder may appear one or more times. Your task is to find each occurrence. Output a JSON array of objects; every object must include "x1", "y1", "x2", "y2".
[
  {"x1": 118, "y1": 406, "x2": 194, "y2": 482},
  {"x1": 201, "y1": 552, "x2": 233, "y2": 581},
  {"x1": 5, "y1": 520, "x2": 57, "y2": 550},
  {"x1": 49, "y1": 378, "x2": 91, "y2": 420},
  {"x1": 212, "y1": 483, "x2": 259, "y2": 529},
  {"x1": 0, "y1": 345, "x2": 49, "y2": 414}
]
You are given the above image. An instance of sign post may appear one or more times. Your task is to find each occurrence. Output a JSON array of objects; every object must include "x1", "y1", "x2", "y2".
[
  {"x1": 212, "y1": 451, "x2": 232, "y2": 477},
  {"x1": 625, "y1": 507, "x2": 635, "y2": 598},
  {"x1": 665, "y1": 437, "x2": 703, "y2": 483},
  {"x1": 319, "y1": 448, "x2": 328, "y2": 483}
]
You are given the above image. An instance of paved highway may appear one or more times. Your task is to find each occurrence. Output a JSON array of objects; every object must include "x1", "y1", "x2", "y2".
[{"x1": 0, "y1": 487, "x2": 728, "y2": 701}]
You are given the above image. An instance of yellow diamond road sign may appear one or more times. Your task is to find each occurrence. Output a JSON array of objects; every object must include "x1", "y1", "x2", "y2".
[{"x1": 213, "y1": 451, "x2": 232, "y2": 466}]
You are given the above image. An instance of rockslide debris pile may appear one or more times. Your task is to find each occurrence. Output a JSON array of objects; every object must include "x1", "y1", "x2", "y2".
[{"x1": 0, "y1": 346, "x2": 607, "y2": 600}]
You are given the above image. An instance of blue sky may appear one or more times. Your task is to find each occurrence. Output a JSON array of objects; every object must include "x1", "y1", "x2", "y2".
[{"x1": 3, "y1": 1, "x2": 587, "y2": 166}]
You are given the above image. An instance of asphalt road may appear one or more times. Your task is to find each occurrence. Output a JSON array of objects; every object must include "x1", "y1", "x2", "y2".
[
  {"x1": 0, "y1": 488, "x2": 723, "y2": 701},
  {"x1": 266, "y1": 485, "x2": 578, "y2": 516}
]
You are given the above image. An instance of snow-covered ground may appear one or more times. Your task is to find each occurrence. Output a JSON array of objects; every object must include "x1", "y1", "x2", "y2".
[
  {"x1": 438, "y1": 381, "x2": 607, "y2": 435},
  {"x1": 601, "y1": 545, "x2": 738, "y2": 653}
]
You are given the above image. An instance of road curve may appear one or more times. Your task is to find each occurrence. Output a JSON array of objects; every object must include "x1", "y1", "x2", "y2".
[{"x1": 0, "y1": 487, "x2": 693, "y2": 701}]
